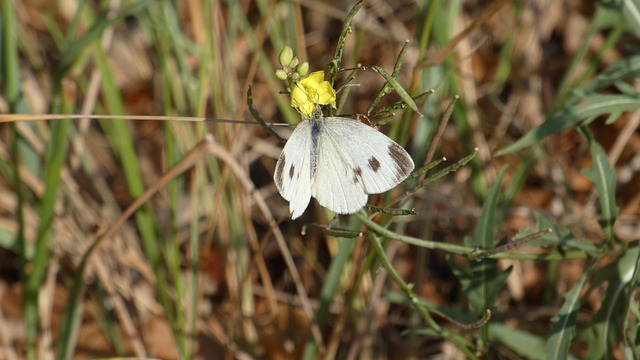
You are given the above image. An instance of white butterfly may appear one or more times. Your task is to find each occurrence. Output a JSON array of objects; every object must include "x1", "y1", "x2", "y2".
[{"x1": 274, "y1": 107, "x2": 415, "y2": 219}]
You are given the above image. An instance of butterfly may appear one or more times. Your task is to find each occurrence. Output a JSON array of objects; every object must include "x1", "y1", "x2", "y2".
[{"x1": 274, "y1": 107, "x2": 415, "y2": 219}]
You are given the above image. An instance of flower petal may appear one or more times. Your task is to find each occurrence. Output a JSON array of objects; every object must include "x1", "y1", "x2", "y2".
[
  {"x1": 315, "y1": 81, "x2": 336, "y2": 105},
  {"x1": 291, "y1": 85, "x2": 314, "y2": 118},
  {"x1": 290, "y1": 71, "x2": 336, "y2": 118}
]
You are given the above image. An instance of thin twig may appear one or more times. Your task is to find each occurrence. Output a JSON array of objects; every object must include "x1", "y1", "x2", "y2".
[
  {"x1": 425, "y1": 96, "x2": 458, "y2": 167},
  {"x1": 467, "y1": 229, "x2": 553, "y2": 261},
  {"x1": 0, "y1": 113, "x2": 290, "y2": 126}
]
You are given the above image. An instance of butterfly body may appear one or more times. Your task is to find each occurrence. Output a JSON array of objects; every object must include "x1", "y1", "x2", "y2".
[{"x1": 274, "y1": 110, "x2": 414, "y2": 219}]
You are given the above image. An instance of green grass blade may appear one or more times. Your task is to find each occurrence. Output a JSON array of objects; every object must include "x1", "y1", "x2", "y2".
[
  {"x1": 472, "y1": 166, "x2": 507, "y2": 249},
  {"x1": 499, "y1": 149, "x2": 536, "y2": 217},
  {"x1": 327, "y1": 1, "x2": 363, "y2": 83},
  {"x1": 93, "y1": 47, "x2": 161, "y2": 250},
  {"x1": 582, "y1": 54, "x2": 640, "y2": 93},
  {"x1": 580, "y1": 128, "x2": 619, "y2": 243},
  {"x1": 367, "y1": 40, "x2": 411, "y2": 114},
  {"x1": 498, "y1": 94, "x2": 640, "y2": 155},
  {"x1": 27, "y1": 118, "x2": 71, "y2": 357},
  {"x1": 371, "y1": 66, "x2": 422, "y2": 116},
  {"x1": 302, "y1": 238, "x2": 356, "y2": 360},
  {"x1": 490, "y1": 323, "x2": 578, "y2": 360},
  {"x1": 581, "y1": 243, "x2": 640, "y2": 359},
  {"x1": 529, "y1": 212, "x2": 606, "y2": 257},
  {"x1": 546, "y1": 264, "x2": 593, "y2": 360},
  {"x1": 2, "y1": 0, "x2": 36, "y2": 357},
  {"x1": 412, "y1": 149, "x2": 477, "y2": 190},
  {"x1": 56, "y1": 271, "x2": 85, "y2": 360},
  {"x1": 55, "y1": 0, "x2": 154, "y2": 78},
  {"x1": 1, "y1": 0, "x2": 28, "y2": 270},
  {"x1": 456, "y1": 166, "x2": 509, "y2": 350}
]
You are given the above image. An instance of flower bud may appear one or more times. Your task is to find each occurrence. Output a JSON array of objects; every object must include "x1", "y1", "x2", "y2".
[
  {"x1": 275, "y1": 69, "x2": 288, "y2": 80},
  {"x1": 296, "y1": 61, "x2": 309, "y2": 76},
  {"x1": 279, "y1": 46, "x2": 294, "y2": 67}
]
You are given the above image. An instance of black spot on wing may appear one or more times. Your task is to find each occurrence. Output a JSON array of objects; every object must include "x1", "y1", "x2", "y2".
[
  {"x1": 388, "y1": 143, "x2": 413, "y2": 179},
  {"x1": 289, "y1": 163, "x2": 296, "y2": 179},
  {"x1": 275, "y1": 155, "x2": 286, "y2": 189},
  {"x1": 352, "y1": 167, "x2": 362, "y2": 184},
  {"x1": 368, "y1": 156, "x2": 381, "y2": 172}
]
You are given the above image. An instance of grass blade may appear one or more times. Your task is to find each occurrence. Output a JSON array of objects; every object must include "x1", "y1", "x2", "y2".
[
  {"x1": 580, "y1": 129, "x2": 619, "y2": 243},
  {"x1": 371, "y1": 65, "x2": 422, "y2": 116},
  {"x1": 581, "y1": 243, "x2": 640, "y2": 359},
  {"x1": 498, "y1": 94, "x2": 640, "y2": 155},
  {"x1": 546, "y1": 264, "x2": 593, "y2": 359},
  {"x1": 302, "y1": 238, "x2": 356, "y2": 360}
]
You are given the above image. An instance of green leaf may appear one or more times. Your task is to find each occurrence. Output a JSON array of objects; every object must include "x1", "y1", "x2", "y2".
[
  {"x1": 622, "y1": 296, "x2": 640, "y2": 358},
  {"x1": 449, "y1": 256, "x2": 512, "y2": 314},
  {"x1": 367, "y1": 40, "x2": 411, "y2": 114},
  {"x1": 491, "y1": 323, "x2": 547, "y2": 360},
  {"x1": 327, "y1": 0, "x2": 363, "y2": 83},
  {"x1": 324, "y1": 227, "x2": 363, "y2": 238},
  {"x1": 546, "y1": 264, "x2": 593, "y2": 359},
  {"x1": 409, "y1": 157, "x2": 446, "y2": 179},
  {"x1": 498, "y1": 94, "x2": 640, "y2": 155},
  {"x1": 583, "y1": 54, "x2": 640, "y2": 92},
  {"x1": 581, "y1": 138, "x2": 619, "y2": 243},
  {"x1": 470, "y1": 166, "x2": 507, "y2": 249},
  {"x1": 491, "y1": 323, "x2": 582, "y2": 360},
  {"x1": 595, "y1": 0, "x2": 640, "y2": 36},
  {"x1": 370, "y1": 65, "x2": 422, "y2": 116},
  {"x1": 449, "y1": 167, "x2": 510, "y2": 314},
  {"x1": 580, "y1": 242, "x2": 640, "y2": 359},
  {"x1": 621, "y1": 0, "x2": 640, "y2": 36},
  {"x1": 525, "y1": 212, "x2": 606, "y2": 257},
  {"x1": 412, "y1": 150, "x2": 477, "y2": 190},
  {"x1": 499, "y1": 42, "x2": 640, "y2": 156},
  {"x1": 365, "y1": 205, "x2": 416, "y2": 216}
]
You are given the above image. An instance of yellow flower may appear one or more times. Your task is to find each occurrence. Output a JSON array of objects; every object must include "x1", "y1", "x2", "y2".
[{"x1": 291, "y1": 71, "x2": 336, "y2": 118}]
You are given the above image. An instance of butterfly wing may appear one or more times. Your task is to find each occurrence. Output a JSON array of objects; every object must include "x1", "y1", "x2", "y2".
[
  {"x1": 274, "y1": 120, "x2": 313, "y2": 219},
  {"x1": 311, "y1": 122, "x2": 369, "y2": 214},
  {"x1": 311, "y1": 117, "x2": 414, "y2": 214}
]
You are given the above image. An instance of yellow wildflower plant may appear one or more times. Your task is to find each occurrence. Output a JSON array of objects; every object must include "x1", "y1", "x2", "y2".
[
  {"x1": 291, "y1": 70, "x2": 336, "y2": 118},
  {"x1": 276, "y1": 46, "x2": 308, "y2": 82}
]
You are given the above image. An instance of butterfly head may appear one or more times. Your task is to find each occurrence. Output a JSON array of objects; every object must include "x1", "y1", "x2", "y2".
[{"x1": 310, "y1": 105, "x2": 325, "y2": 122}]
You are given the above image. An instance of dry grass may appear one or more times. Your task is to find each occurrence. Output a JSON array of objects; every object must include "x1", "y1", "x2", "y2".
[{"x1": 0, "y1": 0, "x2": 639, "y2": 359}]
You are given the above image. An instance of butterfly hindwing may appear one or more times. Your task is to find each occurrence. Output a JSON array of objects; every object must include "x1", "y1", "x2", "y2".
[
  {"x1": 274, "y1": 120, "x2": 313, "y2": 219},
  {"x1": 311, "y1": 117, "x2": 414, "y2": 214},
  {"x1": 322, "y1": 117, "x2": 414, "y2": 194}
]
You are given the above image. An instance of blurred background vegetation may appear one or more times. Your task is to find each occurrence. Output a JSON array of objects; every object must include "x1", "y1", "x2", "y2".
[{"x1": 0, "y1": 0, "x2": 639, "y2": 359}]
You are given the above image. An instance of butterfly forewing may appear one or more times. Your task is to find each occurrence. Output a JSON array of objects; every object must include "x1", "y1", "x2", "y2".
[{"x1": 274, "y1": 120, "x2": 313, "y2": 219}]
